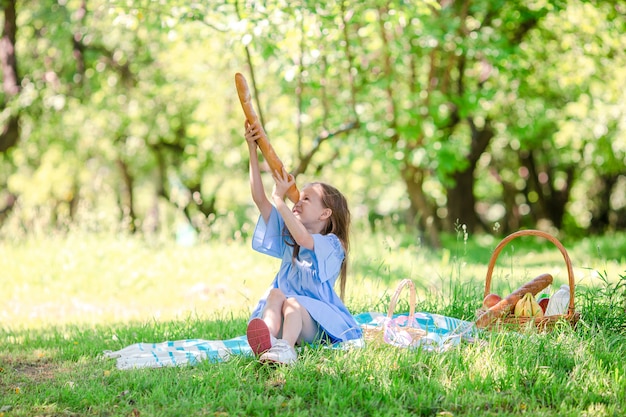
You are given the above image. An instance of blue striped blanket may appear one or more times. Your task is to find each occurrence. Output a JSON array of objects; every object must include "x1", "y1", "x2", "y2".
[{"x1": 103, "y1": 312, "x2": 475, "y2": 370}]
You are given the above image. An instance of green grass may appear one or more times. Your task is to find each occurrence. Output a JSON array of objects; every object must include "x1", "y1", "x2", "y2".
[{"x1": 1, "y1": 230, "x2": 625, "y2": 416}]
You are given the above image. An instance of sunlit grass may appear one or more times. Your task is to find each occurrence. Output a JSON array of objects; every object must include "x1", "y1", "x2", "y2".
[
  {"x1": 1, "y1": 230, "x2": 625, "y2": 416},
  {"x1": 1, "y1": 317, "x2": 624, "y2": 416},
  {"x1": 2, "y1": 229, "x2": 625, "y2": 329},
  {"x1": 1, "y1": 232, "x2": 273, "y2": 328}
]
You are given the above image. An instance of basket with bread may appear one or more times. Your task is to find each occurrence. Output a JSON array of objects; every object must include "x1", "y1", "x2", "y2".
[{"x1": 475, "y1": 230, "x2": 580, "y2": 331}]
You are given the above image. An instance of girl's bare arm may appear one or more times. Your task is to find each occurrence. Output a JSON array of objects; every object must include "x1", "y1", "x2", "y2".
[
  {"x1": 271, "y1": 169, "x2": 315, "y2": 250},
  {"x1": 245, "y1": 121, "x2": 272, "y2": 223}
]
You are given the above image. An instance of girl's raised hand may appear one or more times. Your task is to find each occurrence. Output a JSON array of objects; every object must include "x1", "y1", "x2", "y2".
[
  {"x1": 272, "y1": 167, "x2": 296, "y2": 201},
  {"x1": 244, "y1": 120, "x2": 262, "y2": 146}
]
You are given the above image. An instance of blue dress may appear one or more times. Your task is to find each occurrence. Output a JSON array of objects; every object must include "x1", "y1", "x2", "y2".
[{"x1": 249, "y1": 207, "x2": 363, "y2": 343}]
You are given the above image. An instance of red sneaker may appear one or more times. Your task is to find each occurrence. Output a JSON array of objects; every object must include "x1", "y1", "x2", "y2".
[{"x1": 246, "y1": 318, "x2": 273, "y2": 355}]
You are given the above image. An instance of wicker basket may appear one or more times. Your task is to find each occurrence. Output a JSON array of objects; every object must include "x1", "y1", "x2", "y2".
[
  {"x1": 364, "y1": 278, "x2": 427, "y2": 345},
  {"x1": 476, "y1": 229, "x2": 580, "y2": 331}
]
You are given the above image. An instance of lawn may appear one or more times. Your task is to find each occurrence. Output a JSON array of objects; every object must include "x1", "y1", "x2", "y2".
[{"x1": 1, "y1": 229, "x2": 625, "y2": 416}]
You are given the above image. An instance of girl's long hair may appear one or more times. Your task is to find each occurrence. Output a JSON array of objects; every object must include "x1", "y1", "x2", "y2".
[{"x1": 286, "y1": 182, "x2": 351, "y2": 300}]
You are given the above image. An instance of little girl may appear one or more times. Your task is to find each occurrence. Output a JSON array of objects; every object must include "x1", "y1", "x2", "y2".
[{"x1": 244, "y1": 121, "x2": 362, "y2": 365}]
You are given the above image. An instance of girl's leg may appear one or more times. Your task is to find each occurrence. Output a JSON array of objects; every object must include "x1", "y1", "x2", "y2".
[
  {"x1": 258, "y1": 297, "x2": 315, "y2": 365},
  {"x1": 247, "y1": 288, "x2": 286, "y2": 355},
  {"x1": 262, "y1": 288, "x2": 287, "y2": 337},
  {"x1": 281, "y1": 297, "x2": 318, "y2": 346}
]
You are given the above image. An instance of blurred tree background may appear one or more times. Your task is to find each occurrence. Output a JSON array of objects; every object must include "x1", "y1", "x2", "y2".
[{"x1": 1, "y1": 0, "x2": 624, "y2": 247}]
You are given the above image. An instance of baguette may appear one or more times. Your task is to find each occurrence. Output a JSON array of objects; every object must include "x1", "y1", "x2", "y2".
[
  {"x1": 476, "y1": 273, "x2": 553, "y2": 328},
  {"x1": 235, "y1": 73, "x2": 299, "y2": 203}
]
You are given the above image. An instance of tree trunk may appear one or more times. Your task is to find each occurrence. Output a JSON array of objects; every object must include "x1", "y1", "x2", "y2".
[
  {"x1": 376, "y1": 4, "x2": 441, "y2": 248},
  {"x1": 447, "y1": 168, "x2": 481, "y2": 232},
  {"x1": 116, "y1": 157, "x2": 136, "y2": 233},
  {"x1": 0, "y1": 0, "x2": 20, "y2": 152},
  {"x1": 545, "y1": 166, "x2": 574, "y2": 229},
  {"x1": 589, "y1": 173, "x2": 618, "y2": 233},
  {"x1": 0, "y1": 193, "x2": 17, "y2": 225},
  {"x1": 446, "y1": 118, "x2": 493, "y2": 233},
  {"x1": 501, "y1": 175, "x2": 521, "y2": 235},
  {"x1": 520, "y1": 151, "x2": 574, "y2": 229},
  {"x1": 401, "y1": 163, "x2": 441, "y2": 248}
]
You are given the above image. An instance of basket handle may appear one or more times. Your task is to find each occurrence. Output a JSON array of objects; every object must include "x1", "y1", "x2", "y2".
[
  {"x1": 484, "y1": 229, "x2": 576, "y2": 316},
  {"x1": 387, "y1": 279, "x2": 416, "y2": 322}
]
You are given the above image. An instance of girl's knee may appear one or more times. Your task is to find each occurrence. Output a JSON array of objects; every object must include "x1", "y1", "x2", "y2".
[
  {"x1": 282, "y1": 297, "x2": 302, "y2": 314},
  {"x1": 266, "y1": 288, "x2": 286, "y2": 304}
]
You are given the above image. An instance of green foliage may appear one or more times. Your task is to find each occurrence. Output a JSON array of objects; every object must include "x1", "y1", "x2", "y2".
[{"x1": 1, "y1": 0, "x2": 625, "y2": 240}]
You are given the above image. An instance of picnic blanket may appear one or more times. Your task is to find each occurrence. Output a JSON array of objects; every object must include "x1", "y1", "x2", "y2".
[{"x1": 103, "y1": 312, "x2": 476, "y2": 370}]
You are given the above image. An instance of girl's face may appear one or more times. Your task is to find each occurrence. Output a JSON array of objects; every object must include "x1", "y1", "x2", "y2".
[{"x1": 292, "y1": 184, "x2": 331, "y2": 231}]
